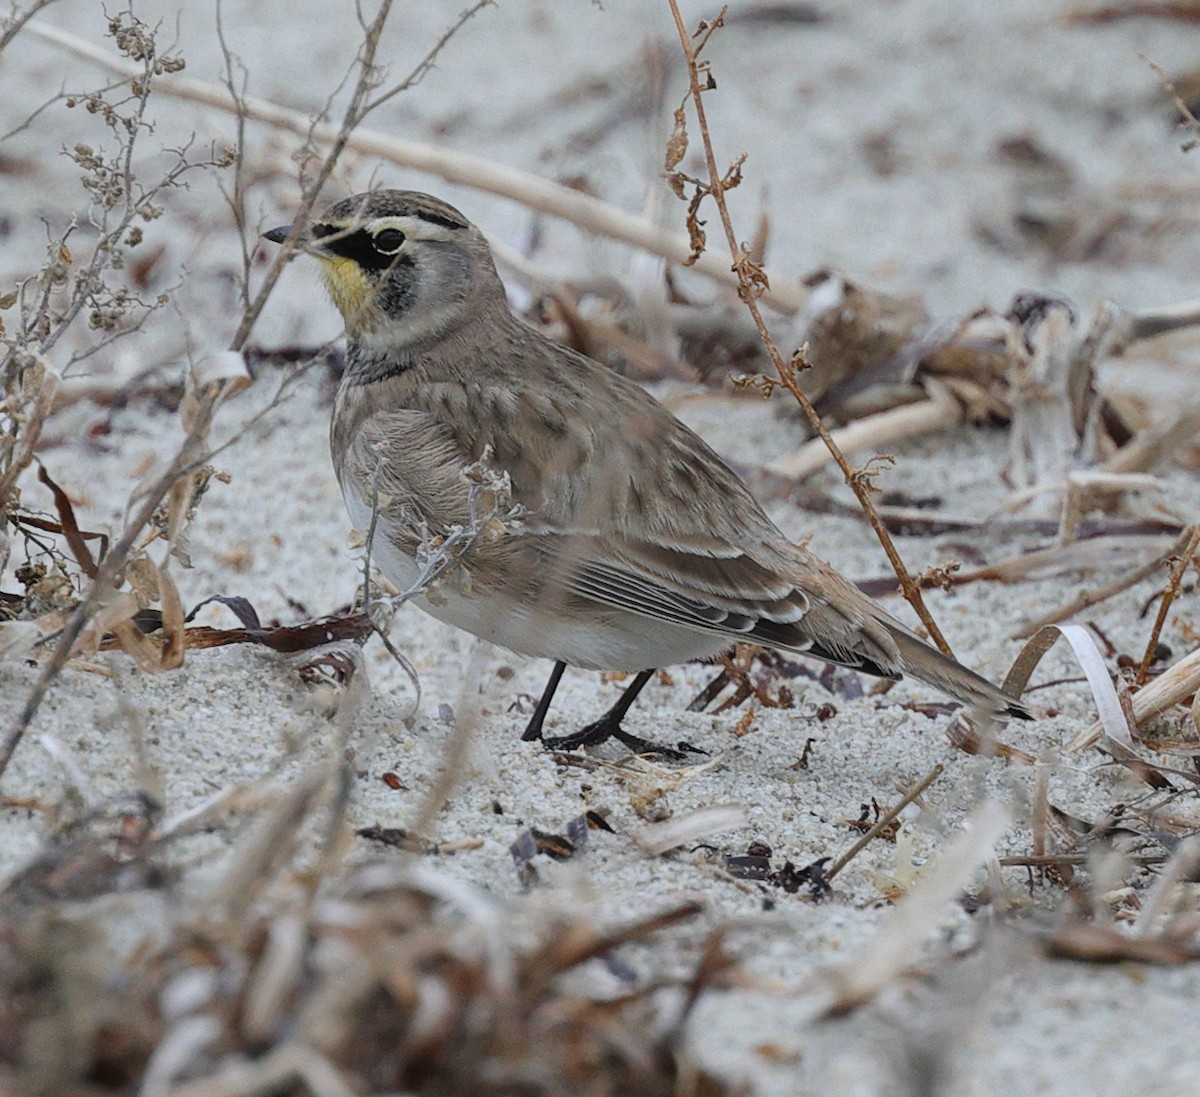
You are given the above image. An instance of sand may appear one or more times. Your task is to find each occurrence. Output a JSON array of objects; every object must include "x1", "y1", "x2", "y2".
[{"x1": 4, "y1": 1, "x2": 1200, "y2": 1093}]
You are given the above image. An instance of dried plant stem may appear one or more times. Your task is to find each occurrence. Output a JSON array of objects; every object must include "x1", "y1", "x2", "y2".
[
  {"x1": 767, "y1": 380, "x2": 962, "y2": 481},
  {"x1": 1133, "y1": 835, "x2": 1200, "y2": 935},
  {"x1": 2, "y1": 3, "x2": 428, "y2": 780},
  {"x1": 825, "y1": 763, "x2": 944, "y2": 882},
  {"x1": 1126, "y1": 296, "x2": 1200, "y2": 341},
  {"x1": 666, "y1": 2, "x2": 953, "y2": 656},
  {"x1": 1100, "y1": 399, "x2": 1200, "y2": 476},
  {"x1": 26, "y1": 19, "x2": 804, "y2": 313},
  {"x1": 997, "y1": 852, "x2": 1168, "y2": 868},
  {"x1": 229, "y1": 0, "x2": 398, "y2": 349},
  {"x1": 0, "y1": 367, "x2": 58, "y2": 517},
  {"x1": 1066, "y1": 645, "x2": 1200, "y2": 752},
  {"x1": 1135, "y1": 524, "x2": 1200, "y2": 686},
  {"x1": 0, "y1": 0, "x2": 57, "y2": 55},
  {"x1": 1011, "y1": 526, "x2": 1196, "y2": 639},
  {"x1": 820, "y1": 799, "x2": 1009, "y2": 1015}
]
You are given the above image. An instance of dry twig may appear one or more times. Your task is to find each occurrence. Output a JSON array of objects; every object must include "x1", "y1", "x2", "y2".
[
  {"x1": 824, "y1": 764, "x2": 944, "y2": 882},
  {"x1": 26, "y1": 18, "x2": 806, "y2": 313},
  {"x1": 1011, "y1": 526, "x2": 1197, "y2": 639},
  {"x1": 2, "y1": 1, "x2": 500, "y2": 778},
  {"x1": 1068, "y1": 645, "x2": 1200, "y2": 752},
  {"x1": 1135, "y1": 524, "x2": 1200, "y2": 686},
  {"x1": 665, "y1": 2, "x2": 954, "y2": 656},
  {"x1": 767, "y1": 378, "x2": 963, "y2": 481}
]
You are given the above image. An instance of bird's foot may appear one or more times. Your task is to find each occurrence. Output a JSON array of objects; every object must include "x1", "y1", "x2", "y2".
[{"x1": 542, "y1": 714, "x2": 689, "y2": 762}]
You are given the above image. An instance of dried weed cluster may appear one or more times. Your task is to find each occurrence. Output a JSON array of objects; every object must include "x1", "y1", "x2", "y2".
[{"x1": 0, "y1": 773, "x2": 731, "y2": 1096}]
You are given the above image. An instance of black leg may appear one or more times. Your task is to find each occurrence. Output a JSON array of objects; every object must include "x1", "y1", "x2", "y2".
[
  {"x1": 543, "y1": 669, "x2": 682, "y2": 756},
  {"x1": 521, "y1": 660, "x2": 567, "y2": 742}
]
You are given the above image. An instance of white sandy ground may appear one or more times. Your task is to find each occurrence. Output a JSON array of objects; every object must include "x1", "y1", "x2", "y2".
[{"x1": 4, "y1": 0, "x2": 1200, "y2": 1093}]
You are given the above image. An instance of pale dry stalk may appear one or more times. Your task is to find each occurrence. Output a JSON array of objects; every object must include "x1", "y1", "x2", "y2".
[
  {"x1": 0, "y1": 1, "x2": 437, "y2": 778},
  {"x1": 824, "y1": 763, "x2": 944, "y2": 882},
  {"x1": 1011, "y1": 526, "x2": 1196, "y2": 639}
]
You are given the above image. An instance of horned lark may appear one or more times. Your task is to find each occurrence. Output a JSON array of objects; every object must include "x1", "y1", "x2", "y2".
[{"x1": 264, "y1": 189, "x2": 1028, "y2": 752}]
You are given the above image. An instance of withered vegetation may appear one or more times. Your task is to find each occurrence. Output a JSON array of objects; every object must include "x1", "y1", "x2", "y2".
[
  {"x1": 3, "y1": 0, "x2": 1200, "y2": 1092},
  {"x1": 0, "y1": 771, "x2": 733, "y2": 1096}
]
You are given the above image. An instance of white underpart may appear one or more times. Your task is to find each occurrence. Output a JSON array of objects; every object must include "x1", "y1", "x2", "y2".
[{"x1": 341, "y1": 483, "x2": 733, "y2": 672}]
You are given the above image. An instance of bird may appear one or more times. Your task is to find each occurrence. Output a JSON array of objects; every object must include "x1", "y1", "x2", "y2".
[{"x1": 263, "y1": 189, "x2": 1029, "y2": 754}]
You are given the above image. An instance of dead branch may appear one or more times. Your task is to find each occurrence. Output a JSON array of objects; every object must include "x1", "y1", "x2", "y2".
[
  {"x1": 25, "y1": 18, "x2": 806, "y2": 313},
  {"x1": 0, "y1": 0, "x2": 56, "y2": 55},
  {"x1": 1010, "y1": 526, "x2": 1196, "y2": 638},
  {"x1": 666, "y1": 2, "x2": 954, "y2": 655},
  {"x1": 824, "y1": 764, "x2": 944, "y2": 882},
  {"x1": 767, "y1": 379, "x2": 962, "y2": 481}
]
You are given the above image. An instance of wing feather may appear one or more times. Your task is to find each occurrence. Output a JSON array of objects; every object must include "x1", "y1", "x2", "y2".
[{"x1": 358, "y1": 356, "x2": 902, "y2": 674}]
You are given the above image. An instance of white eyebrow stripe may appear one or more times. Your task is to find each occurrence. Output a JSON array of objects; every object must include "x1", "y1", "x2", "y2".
[{"x1": 365, "y1": 214, "x2": 458, "y2": 243}]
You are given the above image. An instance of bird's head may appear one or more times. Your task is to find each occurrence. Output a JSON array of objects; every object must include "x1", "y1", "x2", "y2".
[{"x1": 264, "y1": 189, "x2": 504, "y2": 351}]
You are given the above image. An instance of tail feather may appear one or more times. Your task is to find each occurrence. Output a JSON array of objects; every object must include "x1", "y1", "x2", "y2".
[
  {"x1": 883, "y1": 622, "x2": 1031, "y2": 720},
  {"x1": 743, "y1": 566, "x2": 1029, "y2": 720}
]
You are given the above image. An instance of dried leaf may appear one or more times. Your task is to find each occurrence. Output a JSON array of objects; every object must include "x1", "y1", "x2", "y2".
[
  {"x1": 36, "y1": 463, "x2": 100, "y2": 578},
  {"x1": 665, "y1": 105, "x2": 688, "y2": 170},
  {"x1": 146, "y1": 554, "x2": 185, "y2": 670},
  {"x1": 1006, "y1": 624, "x2": 1173, "y2": 787},
  {"x1": 684, "y1": 186, "x2": 708, "y2": 264}
]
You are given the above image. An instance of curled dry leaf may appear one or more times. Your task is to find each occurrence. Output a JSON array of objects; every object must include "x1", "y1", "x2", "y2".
[
  {"x1": 36, "y1": 462, "x2": 101, "y2": 578},
  {"x1": 1006, "y1": 624, "x2": 1175, "y2": 788},
  {"x1": 1005, "y1": 625, "x2": 1125, "y2": 738},
  {"x1": 683, "y1": 184, "x2": 708, "y2": 265},
  {"x1": 665, "y1": 104, "x2": 688, "y2": 170}
]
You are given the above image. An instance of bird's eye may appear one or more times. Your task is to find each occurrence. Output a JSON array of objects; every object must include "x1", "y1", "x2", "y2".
[{"x1": 373, "y1": 228, "x2": 406, "y2": 255}]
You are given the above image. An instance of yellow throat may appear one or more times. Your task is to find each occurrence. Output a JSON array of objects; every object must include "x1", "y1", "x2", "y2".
[{"x1": 318, "y1": 254, "x2": 380, "y2": 334}]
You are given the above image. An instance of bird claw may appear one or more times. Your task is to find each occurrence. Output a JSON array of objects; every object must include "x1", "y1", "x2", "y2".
[{"x1": 541, "y1": 717, "x2": 690, "y2": 762}]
